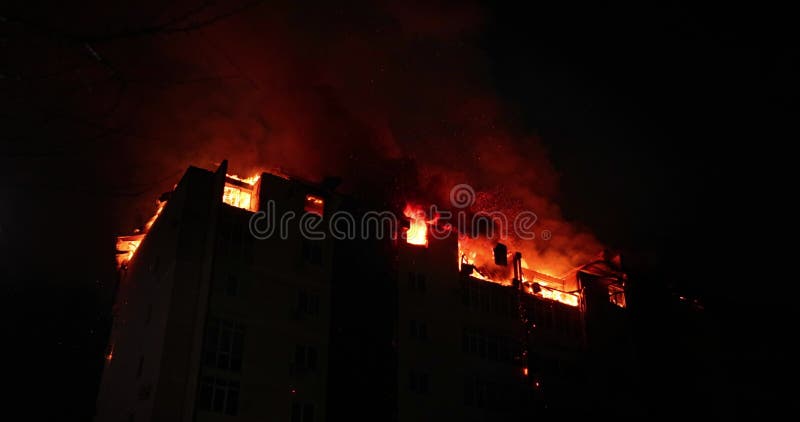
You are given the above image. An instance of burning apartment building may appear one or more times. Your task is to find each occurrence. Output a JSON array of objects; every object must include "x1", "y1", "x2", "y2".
[{"x1": 97, "y1": 161, "x2": 632, "y2": 422}]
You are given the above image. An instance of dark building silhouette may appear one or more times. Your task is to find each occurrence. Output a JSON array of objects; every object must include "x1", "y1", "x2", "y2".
[{"x1": 96, "y1": 162, "x2": 630, "y2": 422}]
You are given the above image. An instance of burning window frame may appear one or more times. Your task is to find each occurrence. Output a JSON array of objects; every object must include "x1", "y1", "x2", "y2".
[{"x1": 222, "y1": 178, "x2": 257, "y2": 211}]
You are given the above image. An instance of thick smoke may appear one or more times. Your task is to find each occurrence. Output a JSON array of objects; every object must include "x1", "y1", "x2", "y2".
[
  {"x1": 3, "y1": 1, "x2": 602, "y2": 275},
  {"x1": 128, "y1": 1, "x2": 602, "y2": 274}
]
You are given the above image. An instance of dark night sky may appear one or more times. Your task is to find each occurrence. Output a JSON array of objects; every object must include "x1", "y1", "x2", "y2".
[{"x1": 1, "y1": 1, "x2": 794, "y2": 419}]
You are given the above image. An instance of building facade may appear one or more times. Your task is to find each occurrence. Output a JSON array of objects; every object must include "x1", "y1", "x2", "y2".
[{"x1": 97, "y1": 162, "x2": 630, "y2": 421}]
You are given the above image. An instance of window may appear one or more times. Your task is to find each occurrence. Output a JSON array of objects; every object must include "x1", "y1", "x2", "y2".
[
  {"x1": 203, "y1": 318, "x2": 245, "y2": 371},
  {"x1": 198, "y1": 376, "x2": 239, "y2": 416},
  {"x1": 408, "y1": 370, "x2": 430, "y2": 394},
  {"x1": 225, "y1": 275, "x2": 239, "y2": 297},
  {"x1": 464, "y1": 377, "x2": 489, "y2": 408},
  {"x1": 409, "y1": 320, "x2": 428, "y2": 341},
  {"x1": 464, "y1": 377, "x2": 512, "y2": 410},
  {"x1": 419, "y1": 372, "x2": 429, "y2": 394},
  {"x1": 408, "y1": 272, "x2": 426, "y2": 294},
  {"x1": 217, "y1": 213, "x2": 254, "y2": 263},
  {"x1": 462, "y1": 328, "x2": 520, "y2": 365},
  {"x1": 138, "y1": 384, "x2": 152, "y2": 400},
  {"x1": 462, "y1": 280, "x2": 490, "y2": 312},
  {"x1": 136, "y1": 356, "x2": 144, "y2": 378},
  {"x1": 304, "y1": 194, "x2": 324, "y2": 216},
  {"x1": 296, "y1": 291, "x2": 320, "y2": 319},
  {"x1": 294, "y1": 345, "x2": 318, "y2": 372},
  {"x1": 608, "y1": 284, "x2": 626, "y2": 308},
  {"x1": 291, "y1": 402, "x2": 315, "y2": 422},
  {"x1": 491, "y1": 289, "x2": 514, "y2": 318},
  {"x1": 223, "y1": 182, "x2": 254, "y2": 211},
  {"x1": 302, "y1": 240, "x2": 322, "y2": 266},
  {"x1": 534, "y1": 302, "x2": 555, "y2": 330}
]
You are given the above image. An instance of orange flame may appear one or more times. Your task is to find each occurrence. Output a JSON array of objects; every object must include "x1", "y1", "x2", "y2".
[
  {"x1": 458, "y1": 237, "x2": 580, "y2": 307},
  {"x1": 226, "y1": 173, "x2": 261, "y2": 185},
  {"x1": 403, "y1": 203, "x2": 438, "y2": 246},
  {"x1": 144, "y1": 200, "x2": 166, "y2": 232},
  {"x1": 403, "y1": 204, "x2": 428, "y2": 246},
  {"x1": 223, "y1": 173, "x2": 261, "y2": 211},
  {"x1": 116, "y1": 200, "x2": 167, "y2": 268}
]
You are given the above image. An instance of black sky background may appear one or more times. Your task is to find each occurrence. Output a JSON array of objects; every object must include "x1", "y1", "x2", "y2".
[{"x1": 2, "y1": 1, "x2": 794, "y2": 419}]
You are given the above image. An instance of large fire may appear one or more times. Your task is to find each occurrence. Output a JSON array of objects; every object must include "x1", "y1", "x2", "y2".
[
  {"x1": 116, "y1": 172, "x2": 261, "y2": 268},
  {"x1": 458, "y1": 236, "x2": 581, "y2": 307},
  {"x1": 400, "y1": 201, "x2": 581, "y2": 307},
  {"x1": 117, "y1": 174, "x2": 599, "y2": 310},
  {"x1": 115, "y1": 200, "x2": 166, "y2": 268},
  {"x1": 222, "y1": 173, "x2": 261, "y2": 211},
  {"x1": 403, "y1": 203, "x2": 437, "y2": 246}
]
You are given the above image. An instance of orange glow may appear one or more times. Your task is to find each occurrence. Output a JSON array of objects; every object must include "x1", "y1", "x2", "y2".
[
  {"x1": 523, "y1": 367, "x2": 528, "y2": 376},
  {"x1": 403, "y1": 203, "x2": 435, "y2": 246},
  {"x1": 458, "y1": 238, "x2": 580, "y2": 307},
  {"x1": 609, "y1": 284, "x2": 626, "y2": 308},
  {"x1": 116, "y1": 200, "x2": 166, "y2": 268},
  {"x1": 144, "y1": 200, "x2": 166, "y2": 232},
  {"x1": 117, "y1": 170, "x2": 261, "y2": 270},
  {"x1": 223, "y1": 173, "x2": 260, "y2": 211},
  {"x1": 539, "y1": 285, "x2": 580, "y2": 307},
  {"x1": 116, "y1": 234, "x2": 144, "y2": 268},
  {"x1": 305, "y1": 194, "x2": 324, "y2": 216},
  {"x1": 226, "y1": 173, "x2": 261, "y2": 185},
  {"x1": 223, "y1": 184, "x2": 253, "y2": 209}
]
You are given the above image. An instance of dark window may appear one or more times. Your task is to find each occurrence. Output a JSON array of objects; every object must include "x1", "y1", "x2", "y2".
[
  {"x1": 224, "y1": 275, "x2": 239, "y2": 297},
  {"x1": 491, "y1": 289, "x2": 514, "y2": 318},
  {"x1": 464, "y1": 377, "x2": 508, "y2": 409},
  {"x1": 463, "y1": 328, "x2": 518, "y2": 365},
  {"x1": 408, "y1": 272, "x2": 427, "y2": 294},
  {"x1": 198, "y1": 376, "x2": 239, "y2": 416},
  {"x1": 291, "y1": 402, "x2": 315, "y2": 422},
  {"x1": 417, "y1": 274, "x2": 426, "y2": 292},
  {"x1": 487, "y1": 335, "x2": 499, "y2": 361},
  {"x1": 203, "y1": 318, "x2": 245, "y2": 371},
  {"x1": 217, "y1": 213, "x2": 253, "y2": 263},
  {"x1": 463, "y1": 280, "x2": 490, "y2": 312},
  {"x1": 409, "y1": 370, "x2": 430, "y2": 394},
  {"x1": 241, "y1": 214, "x2": 254, "y2": 264},
  {"x1": 302, "y1": 240, "x2": 322, "y2": 266},
  {"x1": 419, "y1": 373, "x2": 429, "y2": 394},
  {"x1": 145, "y1": 304, "x2": 152, "y2": 325},
  {"x1": 298, "y1": 291, "x2": 308, "y2": 314},
  {"x1": 296, "y1": 291, "x2": 320, "y2": 319},
  {"x1": 294, "y1": 345, "x2": 318, "y2": 372},
  {"x1": 410, "y1": 320, "x2": 428, "y2": 341},
  {"x1": 136, "y1": 356, "x2": 144, "y2": 378},
  {"x1": 476, "y1": 380, "x2": 486, "y2": 408},
  {"x1": 303, "y1": 404, "x2": 314, "y2": 422}
]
